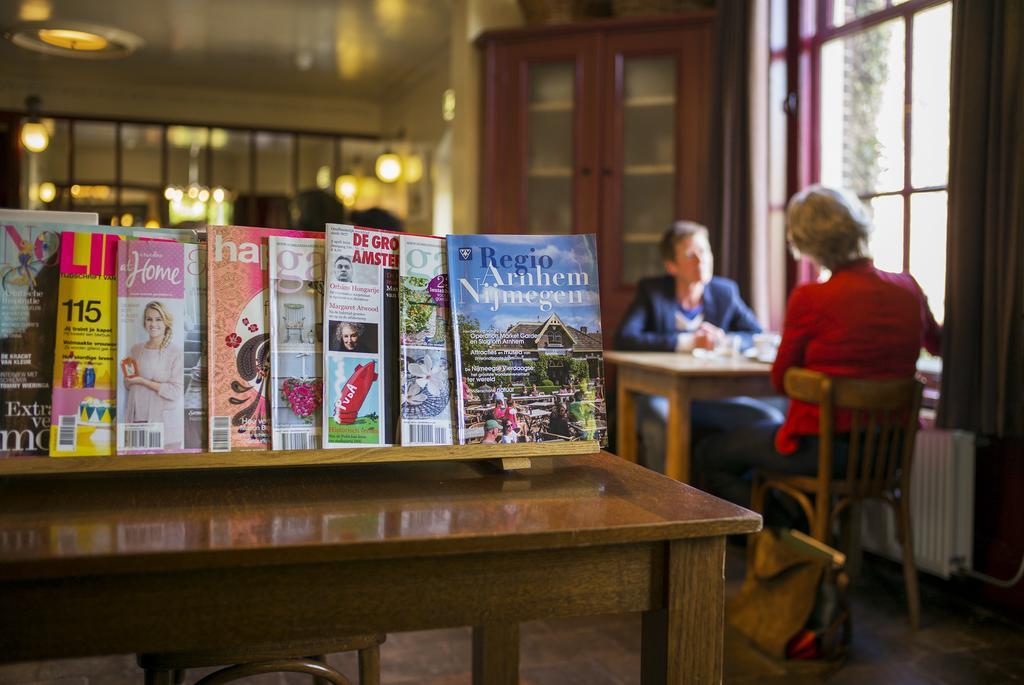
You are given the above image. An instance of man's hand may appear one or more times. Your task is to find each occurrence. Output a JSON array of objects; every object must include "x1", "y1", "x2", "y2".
[{"x1": 693, "y1": 322, "x2": 724, "y2": 350}]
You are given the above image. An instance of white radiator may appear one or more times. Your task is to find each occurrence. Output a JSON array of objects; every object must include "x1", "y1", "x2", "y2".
[{"x1": 860, "y1": 429, "x2": 975, "y2": 579}]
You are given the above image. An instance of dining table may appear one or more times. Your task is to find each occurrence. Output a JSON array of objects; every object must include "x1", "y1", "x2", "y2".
[{"x1": 605, "y1": 350, "x2": 776, "y2": 482}]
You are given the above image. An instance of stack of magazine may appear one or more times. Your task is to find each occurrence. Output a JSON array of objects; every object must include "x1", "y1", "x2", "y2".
[{"x1": 0, "y1": 210, "x2": 607, "y2": 459}]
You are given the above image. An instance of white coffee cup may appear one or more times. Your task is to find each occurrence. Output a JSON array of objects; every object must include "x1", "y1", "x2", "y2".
[{"x1": 753, "y1": 333, "x2": 781, "y2": 358}]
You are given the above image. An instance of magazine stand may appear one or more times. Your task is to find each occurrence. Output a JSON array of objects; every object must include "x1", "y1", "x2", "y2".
[{"x1": 0, "y1": 441, "x2": 601, "y2": 476}]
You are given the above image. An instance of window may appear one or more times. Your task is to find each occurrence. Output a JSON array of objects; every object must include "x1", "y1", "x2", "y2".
[{"x1": 813, "y1": 0, "x2": 952, "y2": 321}]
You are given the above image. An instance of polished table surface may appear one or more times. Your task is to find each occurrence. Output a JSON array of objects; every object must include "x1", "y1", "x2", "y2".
[
  {"x1": 0, "y1": 452, "x2": 760, "y2": 683},
  {"x1": 605, "y1": 351, "x2": 775, "y2": 483}
]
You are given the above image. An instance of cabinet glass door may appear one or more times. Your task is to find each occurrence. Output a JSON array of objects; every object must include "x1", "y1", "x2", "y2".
[
  {"x1": 526, "y1": 62, "x2": 575, "y2": 234},
  {"x1": 620, "y1": 56, "x2": 677, "y2": 283}
]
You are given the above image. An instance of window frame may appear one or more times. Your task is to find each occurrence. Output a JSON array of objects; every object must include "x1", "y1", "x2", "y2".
[{"x1": 794, "y1": 0, "x2": 951, "y2": 279}]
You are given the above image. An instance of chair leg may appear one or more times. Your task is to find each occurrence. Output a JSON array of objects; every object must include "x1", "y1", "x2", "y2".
[
  {"x1": 358, "y1": 645, "x2": 381, "y2": 685},
  {"x1": 896, "y1": 493, "x2": 921, "y2": 629},
  {"x1": 748, "y1": 473, "x2": 767, "y2": 566}
]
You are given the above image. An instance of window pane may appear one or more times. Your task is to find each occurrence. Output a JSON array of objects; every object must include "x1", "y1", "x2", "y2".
[
  {"x1": 770, "y1": 0, "x2": 787, "y2": 51},
  {"x1": 909, "y1": 191, "x2": 947, "y2": 323},
  {"x1": 911, "y1": 2, "x2": 952, "y2": 189},
  {"x1": 121, "y1": 124, "x2": 162, "y2": 187},
  {"x1": 768, "y1": 59, "x2": 787, "y2": 207},
  {"x1": 74, "y1": 121, "x2": 116, "y2": 184},
  {"x1": 820, "y1": 19, "x2": 905, "y2": 195},
  {"x1": 298, "y1": 135, "x2": 334, "y2": 193},
  {"x1": 167, "y1": 126, "x2": 209, "y2": 188},
  {"x1": 255, "y1": 132, "x2": 293, "y2": 196},
  {"x1": 831, "y1": 0, "x2": 885, "y2": 27},
  {"x1": 868, "y1": 194, "x2": 904, "y2": 273},
  {"x1": 527, "y1": 62, "x2": 574, "y2": 235},
  {"x1": 211, "y1": 130, "x2": 251, "y2": 195}
]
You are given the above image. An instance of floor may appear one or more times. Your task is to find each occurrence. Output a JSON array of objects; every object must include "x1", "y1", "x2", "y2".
[{"x1": 2, "y1": 548, "x2": 1021, "y2": 685}]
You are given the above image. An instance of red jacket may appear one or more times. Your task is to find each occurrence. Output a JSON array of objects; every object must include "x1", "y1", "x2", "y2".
[{"x1": 772, "y1": 260, "x2": 942, "y2": 454}]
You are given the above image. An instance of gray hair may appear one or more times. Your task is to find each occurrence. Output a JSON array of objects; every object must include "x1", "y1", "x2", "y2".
[
  {"x1": 659, "y1": 221, "x2": 710, "y2": 262},
  {"x1": 786, "y1": 185, "x2": 873, "y2": 270}
]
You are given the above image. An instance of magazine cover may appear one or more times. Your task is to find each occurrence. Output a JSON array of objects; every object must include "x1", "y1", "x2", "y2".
[
  {"x1": 183, "y1": 242, "x2": 208, "y2": 451},
  {"x1": 322, "y1": 224, "x2": 400, "y2": 447},
  {"x1": 207, "y1": 225, "x2": 321, "y2": 452},
  {"x1": 398, "y1": 234, "x2": 454, "y2": 446},
  {"x1": 268, "y1": 236, "x2": 324, "y2": 451},
  {"x1": 115, "y1": 240, "x2": 193, "y2": 454},
  {"x1": 0, "y1": 215, "x2": 94, "y2": 456},
  {"x1": 447, "y1": 234, "x2": 606, "y2": 446},
  {"x1": 49, "y1": 231, "x2": 123, "y2": 456}
]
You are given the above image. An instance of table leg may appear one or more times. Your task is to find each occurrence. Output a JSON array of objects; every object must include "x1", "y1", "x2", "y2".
[
  {"x1": 664, "y1": 379, "x2": 691, "y2": 482},
  {"x1": 641, "y1": 537, "x2": 726, "y2": 684},
  {"x1": 616, "y1": 372, "x2": 638, "y2": 463},
  {"x1": 471, "y1": 623, "x2": 519, "y2": 685}
]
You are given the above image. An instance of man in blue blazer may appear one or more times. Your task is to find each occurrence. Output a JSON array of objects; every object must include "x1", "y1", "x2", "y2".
[{"x1": 614, "y1": 221, "x2": 783, "y2": 473}]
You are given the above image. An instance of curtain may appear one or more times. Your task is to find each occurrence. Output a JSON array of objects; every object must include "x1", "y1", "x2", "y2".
[
  {"x1": 707, "y1": 0, "x2": 772, "y2": 324},
  {"x1": 938, "y1": 0, "x2": 1024, "y2": 436}
]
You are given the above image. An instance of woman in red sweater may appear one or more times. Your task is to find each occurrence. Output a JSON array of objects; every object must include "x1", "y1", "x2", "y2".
[{"x1": 694, "y1": 186, "x2": 942, "y2": 524}]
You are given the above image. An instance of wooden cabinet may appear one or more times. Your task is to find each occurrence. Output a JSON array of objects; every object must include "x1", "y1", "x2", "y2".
[{"x1": 478, "y1": 14, "x2": 714, "y2": 346}]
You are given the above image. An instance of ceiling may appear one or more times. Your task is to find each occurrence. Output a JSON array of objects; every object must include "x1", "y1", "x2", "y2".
[{"x1": 0, "y1": 0, "x2": 452, "y2": 101}]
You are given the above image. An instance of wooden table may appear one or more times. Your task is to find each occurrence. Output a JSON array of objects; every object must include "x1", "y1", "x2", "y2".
[
  {"x1": 0, "y1": 452, "x2": 759, "y2": 684},
  {"x1": 606, "y1": 351, "x2": 775, "y2": 483}
]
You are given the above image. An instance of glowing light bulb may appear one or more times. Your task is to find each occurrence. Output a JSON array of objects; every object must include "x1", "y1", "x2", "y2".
[
  {"x1": 375, "y1": 153, "x2": 402, "y2": 183},
  {"x1": 20, "y1": 121, "x2": 49, "y2": 153},
  {"x1": 164, "y1": 186, "x2": 176, "y2": 200},
  {"x1": 335, "y1": 175, "x2": 358, "y2": 202},
  {"x1": 316, "y1": 165, "x2": 332, "y2": 190},
  {"x1": 38, "y1": 182, "x2": 56, "y2": 203},
  {"x1": 145, "y1": 219, "x2": 160, "y2": 229},
  {"x1": 198, "y1": 188, "x2": 210, "y2": 203},
  {"x1": 120, "y1": 213, "x2": 134, "y2": 227},
  {"x1": 187, "y1": 186, "x2": 199, "y2": 199},
  {"x1": 70, "y1": 184, "x2": 81, "y2": 198},
  {"x1": 212, "y1": 187, "x2": 225, "y2": 203}
]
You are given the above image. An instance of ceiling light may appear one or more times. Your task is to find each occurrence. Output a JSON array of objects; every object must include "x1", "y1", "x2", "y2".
[
  {"x1": 375, "y1": 152, "x2": 402, "y2": 184},
  {"x1": 6, "y1": 21, "x2": 143, "y2": 60},
  {"x1": 37, "y1": 28, "x2": 108, "y2": 51},
  {"x1": 19, "y1": 95, "x2": 48, "y2": 152}
]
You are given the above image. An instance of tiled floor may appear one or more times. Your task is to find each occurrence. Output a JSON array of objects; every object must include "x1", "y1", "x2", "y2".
[{"x1": 2, "y1": 547, "x2": 1021, "y2": 685}]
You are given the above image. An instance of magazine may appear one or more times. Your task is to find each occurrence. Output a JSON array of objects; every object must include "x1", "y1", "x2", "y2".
[
  {"x1": 268, "y1": 236, "x2": 324, "y2": 451},
  {"x1": 447, "y1": 234, "x2": 606, "y2": 446},
  {"x1": 322, "y1": 224, "x2": 400, "y2": 447},
  {"x1": 398, "y1": 234, "x2": 454, "y2": 446},
  {"x1": 0, "y1": 213, "x2": 95, "y2": 456},
  {"x1": 49, "y1": 231, "x2": 123, "y2": 456},
  {"x1": 207, "y1": 225, "x2": 321, "y2": 452},
  {"x1": 115, "y1": 240, "x2": 202, "y2": 454},
  {"x1": 183, "y1": 242, "x2": 208, "y2": 451}
]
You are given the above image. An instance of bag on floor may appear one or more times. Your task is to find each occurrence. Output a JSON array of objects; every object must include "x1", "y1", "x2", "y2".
[{"x1": 727, "y1": 528, "x2": 851, "y2": 660}]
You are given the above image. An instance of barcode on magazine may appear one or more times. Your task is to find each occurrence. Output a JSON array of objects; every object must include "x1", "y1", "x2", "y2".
[
  {"x1": 407, "y1": 424, "x2": 448, "y2": 445},
  {"x1": 276, "y1": 431, "x2": 314, "y2": 451},
  {"x1": 56, "y1": 415, "x2": 77, "y2": 452},
  {"x1": 211, "y1": 416, "x2": 231, "y2": 452},
  {"x1": 119, "y1": 423, "x2": 163, "y2": 451}
]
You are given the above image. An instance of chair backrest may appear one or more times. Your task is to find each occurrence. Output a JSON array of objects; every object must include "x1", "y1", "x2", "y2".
[{"x1": 784, "y1": 368, "x2": 925, "y2": 499}]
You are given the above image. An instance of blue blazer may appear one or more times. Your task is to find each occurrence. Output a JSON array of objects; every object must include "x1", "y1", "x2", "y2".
[{"x1": 614, "y1": 276, "x2": 762, "y2": 351}]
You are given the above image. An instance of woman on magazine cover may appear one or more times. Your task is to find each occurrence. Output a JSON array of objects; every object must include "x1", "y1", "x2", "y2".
[{"x1": 124, "y1": 301, "x2": 184, "y2": 449}]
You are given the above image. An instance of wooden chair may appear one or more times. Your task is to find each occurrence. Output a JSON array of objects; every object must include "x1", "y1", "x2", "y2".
[
  {"x1": 137, "y1": 633, "x2": 385, "y2": 685},
  {"x1": 750, "y1": 368, "x2": 925, "y2": 629}
]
